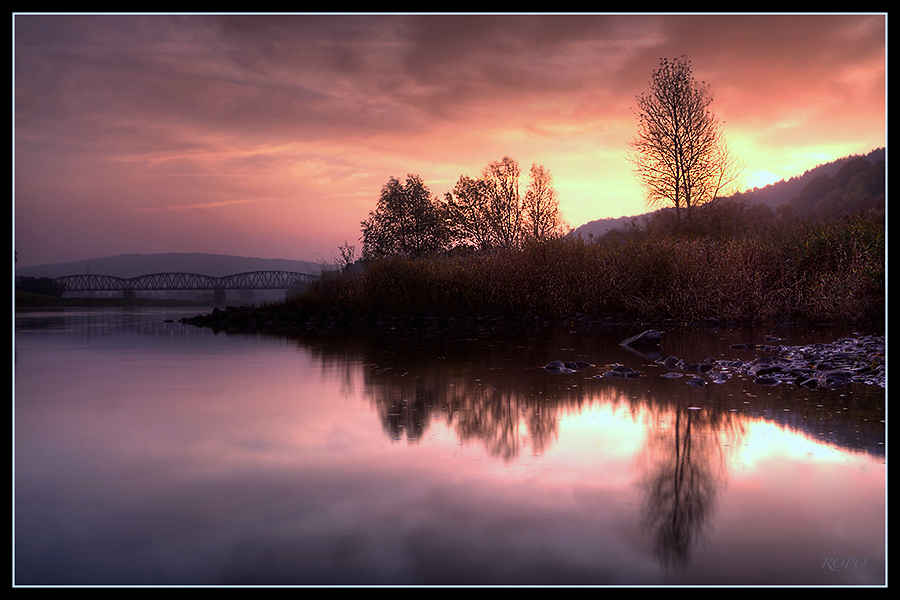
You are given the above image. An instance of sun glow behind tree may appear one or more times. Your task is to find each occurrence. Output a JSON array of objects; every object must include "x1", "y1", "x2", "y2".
[{"x1": 628, "y1": 56, "x2": 744, "y2": 229}]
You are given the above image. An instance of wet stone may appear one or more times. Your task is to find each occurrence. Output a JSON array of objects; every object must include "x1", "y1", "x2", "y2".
[{"x1": 602, "y1": 364, "x2": 641, "y2": 379}]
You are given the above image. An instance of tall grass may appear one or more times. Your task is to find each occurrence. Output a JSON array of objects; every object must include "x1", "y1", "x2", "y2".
[{"x1": 291, "y1": 211, "x2": 884, "y2": 325}]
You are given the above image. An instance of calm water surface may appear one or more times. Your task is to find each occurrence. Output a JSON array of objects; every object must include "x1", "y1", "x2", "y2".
[{"x1": 14, "y1": 307, "x2": 886, "y2": 586}]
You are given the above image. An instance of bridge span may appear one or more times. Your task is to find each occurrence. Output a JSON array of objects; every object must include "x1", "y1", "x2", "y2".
[{"x1": 19, "y1": 270, "x2": 319, "y2": 303}]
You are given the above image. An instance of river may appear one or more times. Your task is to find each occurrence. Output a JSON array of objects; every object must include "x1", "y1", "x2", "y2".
[{"x1": 13, "y1": 307, "x2": 886, "y2": 586}]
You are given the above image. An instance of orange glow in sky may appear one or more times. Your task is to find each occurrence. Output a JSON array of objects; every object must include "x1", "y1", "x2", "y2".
[{"x1": 14, "y1": 13, "x2": 886, "y2": 267}]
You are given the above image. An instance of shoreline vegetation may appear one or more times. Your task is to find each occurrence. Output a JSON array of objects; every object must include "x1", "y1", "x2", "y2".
[{"x1": 180, "y1": 210, "x2": 884, "y2": 335}]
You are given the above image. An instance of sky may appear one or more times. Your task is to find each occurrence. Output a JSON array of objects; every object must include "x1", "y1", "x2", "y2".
[{"x1": 14, "y1": 13, "x2": 886, "y2": 268}]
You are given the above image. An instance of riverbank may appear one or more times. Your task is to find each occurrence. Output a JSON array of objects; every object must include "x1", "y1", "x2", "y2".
[
  {"x1": 177, "y1": 301, "x2": 883, "y2": 337},
  {"x1": 279, "y1": 212, "x2": 884, "y2": 328},
  {"x1": 178, "y1": 213, "x2": 884, "y2": 335},
  {"x1": 179, "y1": 304, "x2": 885, "y2": 390}
]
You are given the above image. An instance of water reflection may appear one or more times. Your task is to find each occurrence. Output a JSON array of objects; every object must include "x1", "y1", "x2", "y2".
[
  {"x1": 287, "y1": 326, "x2": 885, "y2": 580},
  {"x1": 292, "y1": 327, "x2": 885, "y2": 462},
  {"x1": 638, "y1": 404, "x2": 731, "y2": 570},
  {"x1": 15, "y1": 306, "x2": 219, "y2": 337},
  {"x1": 14, "y1": 310, "x2": 885, "y2": 585}
]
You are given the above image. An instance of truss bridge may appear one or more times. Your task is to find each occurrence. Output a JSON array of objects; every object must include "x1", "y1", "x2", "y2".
[{"x1": 19, "y1": 271, "x2": 319, "y2": 304}]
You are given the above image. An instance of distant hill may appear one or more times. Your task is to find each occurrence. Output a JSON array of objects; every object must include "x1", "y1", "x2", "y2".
[
  {"x1": 14, "y1": 252, "x2": 328, "y2": 279},
  {"x1": 571, "y1": 147, "x2": 885, "y2": 239},
  {"x1": 740, "y1": 147, "x2": 884, "y2": 212}
]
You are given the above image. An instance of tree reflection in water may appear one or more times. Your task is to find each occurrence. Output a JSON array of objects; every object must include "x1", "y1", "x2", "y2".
[
  {"x1": 363, "y1": 358, "x2": 566, "y2": 461},
  {"x1": 289, "y1": 326, "x2": 882, "y2": 575},
  {"x1": 637, "y1": 403, "x2": 738, "y2": 569}
]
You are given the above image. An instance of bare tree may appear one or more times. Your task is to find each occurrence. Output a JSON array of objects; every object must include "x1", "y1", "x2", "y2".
[
  {"x1": 482, "y1": 156, "x2": 524, "y2": 249},
  {"x1": 446, "y1": 156, "x2": 524, "y2": 250},
  {"x1": 523, "y1": 163, "x2": 567, "y2": 240},
  {"x1": 628, "y1": 56, "x2": 743, "y2": 229},
  {"x1": 446, "y1": 156, "x2": 570, "y2": 250}
]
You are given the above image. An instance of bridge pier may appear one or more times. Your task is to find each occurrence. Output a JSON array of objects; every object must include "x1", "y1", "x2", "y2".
[
  {"x1": 213, "y1": 289, "x2": 226, "y2": 306},
  {"x1": 123, "y1": 289, "x2": 135, "y2": 300}
]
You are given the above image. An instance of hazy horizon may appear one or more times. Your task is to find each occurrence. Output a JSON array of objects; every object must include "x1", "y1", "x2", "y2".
[{"x1": 14, "y1": 13, "x2": 886, "y2": 267}]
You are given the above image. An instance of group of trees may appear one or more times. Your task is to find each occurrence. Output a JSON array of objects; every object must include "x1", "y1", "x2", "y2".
[
  {"x1": 360, "y1": 54, "x2": 877, "y2": 261},
  {"x1": 361, "y1": 156, "x2": 568, "y2": 260}
]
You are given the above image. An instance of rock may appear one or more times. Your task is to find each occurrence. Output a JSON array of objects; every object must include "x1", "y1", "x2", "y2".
[
  {"x1": 544, "y1": 360, "x2": 593, "y2": 373},
  {"x1": 822, "y1": 370, "x2": 854, "y2": 387},
  {"x1": 566, "y1": 360, "x2": 595, "y2": 370},
  {"x1": 656, "y1": 355, "x2": 683, "y2": 370},
  {"x1": 730, "y1": 342, "x2": 760, "y2": 350},
  {"x1": 620, "y1": 329, "x2": 661, "y2": 350},
  {"x1": 623, "y1": 334, "x2": 885, "y2": 390},
  {"x1": 795, "y1": 376, "x2": 819, "y2": 389},
  {"x1": 544, "y1": 334, "x2": 885, "y2": 389},
  {"x1": 754, "y1": 365, "x2": 784, "y2": 376},
  {"x1": 543, "y1": 361, "x2": 573, "y2": 373},
  {"x1": 708, "y1": 370, "x2": 729, "y2": 384},
  {"x1": 602, "y1": 364, "x2": 641, "y2": 379}
]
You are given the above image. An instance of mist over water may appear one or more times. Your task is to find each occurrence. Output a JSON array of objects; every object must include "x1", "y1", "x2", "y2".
[{"x1": 14, "y1": 308, "x2": 885, "y2": 586}]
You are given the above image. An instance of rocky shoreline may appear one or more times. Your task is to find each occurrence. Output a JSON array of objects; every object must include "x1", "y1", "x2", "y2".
[
  {"x1": 179, "y1": 306, "x2": 885, "y2": 389},
  {"x1": 660, "y1": 334, "x2": 885, "y2": 389},
  {"x1": 543, "y1": 329, "x2": 886, "y2": 389}
]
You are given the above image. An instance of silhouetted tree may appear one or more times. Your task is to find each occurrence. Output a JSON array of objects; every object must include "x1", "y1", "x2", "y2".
[
  {"x1": 447, "y1": 156, "x2": 563, "y2": 250},
  {"x1": 445, "y1": 175, "x2": 494, "y2": 251},
  {"x1": 360, "y1": 175, "x2": 450, "y2": 260},
  {"x1": 482, "y1": 156, "x2": 524, "y2": 249},
  {"x1": 628, "y1": 56, "x2": 743, "y2": 230},
  {"x1": 523, "y1": 163, "x2": 568, "y2": 241}
]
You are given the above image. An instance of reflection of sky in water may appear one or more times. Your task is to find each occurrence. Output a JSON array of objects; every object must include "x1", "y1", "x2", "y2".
[{"x1": 14, "y1": 311, "x2": 885, "y2": 585}]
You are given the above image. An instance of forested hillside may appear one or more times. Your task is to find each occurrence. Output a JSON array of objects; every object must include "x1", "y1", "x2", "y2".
[
  {"x1": 572, "y1": 147, "x2": 884, "y2": 239},
  {"x1": 741, "y1": 147, "x2": 884, "y2": 212}
]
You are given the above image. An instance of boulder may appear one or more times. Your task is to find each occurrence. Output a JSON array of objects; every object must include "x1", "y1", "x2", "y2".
[
  {"x1": 543, "y1": 361, "x2": 573, "y2": 373},
  {"x1": 621, "y1": 329, "x2": 661, "y2": 350}
]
